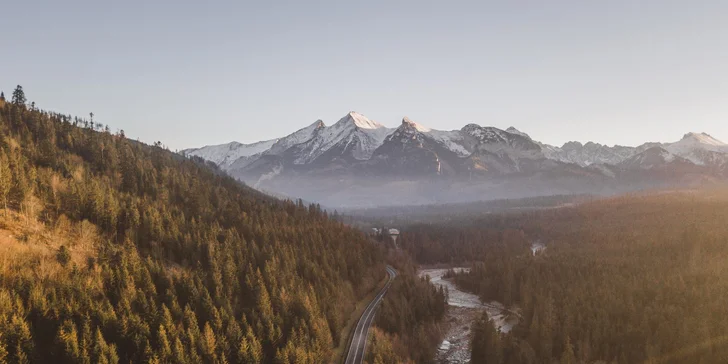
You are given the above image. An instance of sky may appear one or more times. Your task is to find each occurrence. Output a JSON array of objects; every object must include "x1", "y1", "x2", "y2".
[{"x1": 2, "y1": 0, "x2": 728, "y2": 150}]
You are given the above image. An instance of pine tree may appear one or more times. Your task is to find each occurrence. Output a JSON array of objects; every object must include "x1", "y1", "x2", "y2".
[
  {"x1": 471, "y1": 313, "x2": 503, "y2": 364},
  {"x1": 201, "y1": 323, "x2": 217, "y2": 362},
  {"x1": 157, "y1": 325, "x2": 172, "y2": 361},
  {"x1": 172, "y1": 337, "x2": 187, "y2": 364},
  {"x1": 10, "y1": 315, "x2": 34, "y2": 363},
  {"x1": 238, "y1": 327, "x2": 263, "y2": 364},
  {"x1": 92, "y1": 328, "x2": 108, "y2": 364},
  {"x1": 58, "y1": 320, "x2": 81, "y2": 361},
  {"x1": 57, "y1": 245, "x2": 71, "y2": 266},
  {"x1": 11, "y1": 85, "x2": 26, "y2": 105},
  {"x1": 79, "y1": 319, "x2": 92, "y2": 364}
]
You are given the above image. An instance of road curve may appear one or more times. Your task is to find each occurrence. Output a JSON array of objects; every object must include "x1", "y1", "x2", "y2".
[{"x1": 344, "y1": 265, "x2": 397, "y2": 364}]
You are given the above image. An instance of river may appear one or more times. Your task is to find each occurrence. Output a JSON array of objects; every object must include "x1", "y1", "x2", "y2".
[{"x1": 419, "y1": 268, "x2": 519, "y2": 364}]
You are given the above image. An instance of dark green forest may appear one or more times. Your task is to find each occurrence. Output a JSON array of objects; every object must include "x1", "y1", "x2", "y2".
[
  {"x1": 0, "y1": 87, "x2": 392, "y2": 363},
  {"x1": 401, "y1": 191, "x2": 728, "y2": 363}
]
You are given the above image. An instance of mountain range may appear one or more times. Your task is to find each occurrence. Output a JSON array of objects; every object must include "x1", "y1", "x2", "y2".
[{"x1": 182, "y1": 112, "x2": 728, "y2": 207}]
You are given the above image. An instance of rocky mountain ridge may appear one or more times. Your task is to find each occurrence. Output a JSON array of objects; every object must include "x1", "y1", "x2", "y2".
[{"x1": 182, "y1": 112, "x2": 728, "y2": 207}]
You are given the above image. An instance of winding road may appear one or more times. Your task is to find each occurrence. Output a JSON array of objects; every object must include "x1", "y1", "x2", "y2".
[{"x1": 344, "y1": 265, "x2": 397, "y2": 364}]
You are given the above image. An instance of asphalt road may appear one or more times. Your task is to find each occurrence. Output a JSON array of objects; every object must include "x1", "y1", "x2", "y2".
[{"x1": 344, "y1": 265, "x2": 397, "y2": 364}]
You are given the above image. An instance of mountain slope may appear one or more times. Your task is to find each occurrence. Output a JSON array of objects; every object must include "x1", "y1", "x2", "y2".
[
  {"x1": 370, "y1": 117, "x2": 461, "y2": 175},
  {"x1": 0, "y1": 95, "x2": 384, "y2": 363},
  {"x1": 183, "y1": 139, "x2": 277, "y2": 168}
]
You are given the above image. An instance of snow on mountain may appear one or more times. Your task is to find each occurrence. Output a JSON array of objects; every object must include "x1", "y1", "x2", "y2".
[
  {"x1": 461, "y1": 124, "x2": 508, "y2": 143},
  {"x1": 539, "y1": 143, "x2": 563, "y2": 161},
  {"x1": 267, "y1": 120, "x2": 325, "y2": 155},
  {"x1": 542, "y1": 141, "x2": 637, "y2": 167},
  {"x1": 675, "y1": 132, "x2": 727, "y2": 148},
  {"x1": 661, "y1": 149, "x2": 676, "y2": 162},
  {"x1": 462, "y1": 124, "x2": 542, "y2": 158},
  {"x1": 619, "y1": 147, "x2": 686, "y2": 170},
  {"x1": 539, "y1": 132, "x2": 728, "y2": 168},
  {"x1": 385, "y1": 117, "x2": 426, "y2": 142},
  {"x1": 292, "y1": 112, "x2": 393, "y2": 164},
  {"x1": 665, "y1": 132, "x2": 728, "y2": 166},
  {"x1": 183, "y1": 114, "x2": 728, "y2": 180},
  {"x1": 349, "y1": 111, "x2": 386, "y2": 130},
  {"x1": 402, "y1": 116, "x2": 431, "y2": 132},
  {"x1": 180, "y1": 119, "x2": 728, "y2": 207},
  {"x1": 183, "y1": 139, "x2": 277, "y2": 168},
  {"x1": 371, "y1": 118, "x2": 453, "y2": 176},
  {"x1": 394, "y1": 117, "x2": 472, "y2": 157},
  {"x1": 426, "y1": 129, "x2": 471, "y2": 157},
  {"x1": 506, "y1": 126, "x2": 531, "y2": 139}
]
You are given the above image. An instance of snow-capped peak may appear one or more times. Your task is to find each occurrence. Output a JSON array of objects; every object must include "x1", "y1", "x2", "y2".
[
  {"x1": 402, "y1": 116, "x2": 431, "y2": 132},
  {"x1": 664, "y1": 132, "x2": 728, "y2": 166},
  {"x1": 290, "y1": 112, "x2": 393, "y2": 164},
  {"x1": 678, "y1": 132, "x2": 726, "y2": 147},
  {"x1": 342, "y1": 111, "x2": 385, "y2": 130},
  {"x1": 669, "y1": 132, "x2": 727, "y2": 154}
]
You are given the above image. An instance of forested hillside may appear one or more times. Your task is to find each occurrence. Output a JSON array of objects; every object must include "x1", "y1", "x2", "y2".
[
  {"x1": 401, "y1": 190, "x2": 728, "y2": 363},
  {"x1": 0, "y1": 87, "x2": 385, "y2": 363}
]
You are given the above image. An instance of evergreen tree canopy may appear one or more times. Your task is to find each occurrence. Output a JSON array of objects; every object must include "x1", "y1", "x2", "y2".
[
  {"x1": 0, "y1": 87, "x2": 387, "y2": 363},
  {"x1": 11, "y1": 85, "x2": 26, "y2": 105}
]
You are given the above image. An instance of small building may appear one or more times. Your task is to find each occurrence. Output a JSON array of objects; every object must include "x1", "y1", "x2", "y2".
[{"x1": 388, "y1": 228, "x2": 400, "y2": 248}]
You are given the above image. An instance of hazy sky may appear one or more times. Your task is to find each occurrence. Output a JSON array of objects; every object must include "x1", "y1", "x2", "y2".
[{"x1": 3, "y1": 0, "x2": 728, "y2": 150}]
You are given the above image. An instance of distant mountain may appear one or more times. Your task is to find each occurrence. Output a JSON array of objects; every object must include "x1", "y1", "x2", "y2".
[
  {"x1": 541, "y1": 132, "x2": 728, "y2": 168},
  {"x1": 665, "y1": 132, "x2": 728, "y2": 167},
  {"x1": 540, "y1": 141, "x2": 639, "y2": 167},
  {"x1": 618, "y1": 146, "x2": 694, "y2": 171},
  {"x1": 182, "y1": 112, "x2": 728, "y2": 207},
  {"x1": 183, "y1": 139, "x2": 277, "y2": 169}
]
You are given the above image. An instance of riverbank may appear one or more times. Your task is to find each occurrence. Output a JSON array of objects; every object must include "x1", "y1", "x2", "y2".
[{"x1": 419, "y1": 268, "x2": 519, "y2": 364}]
